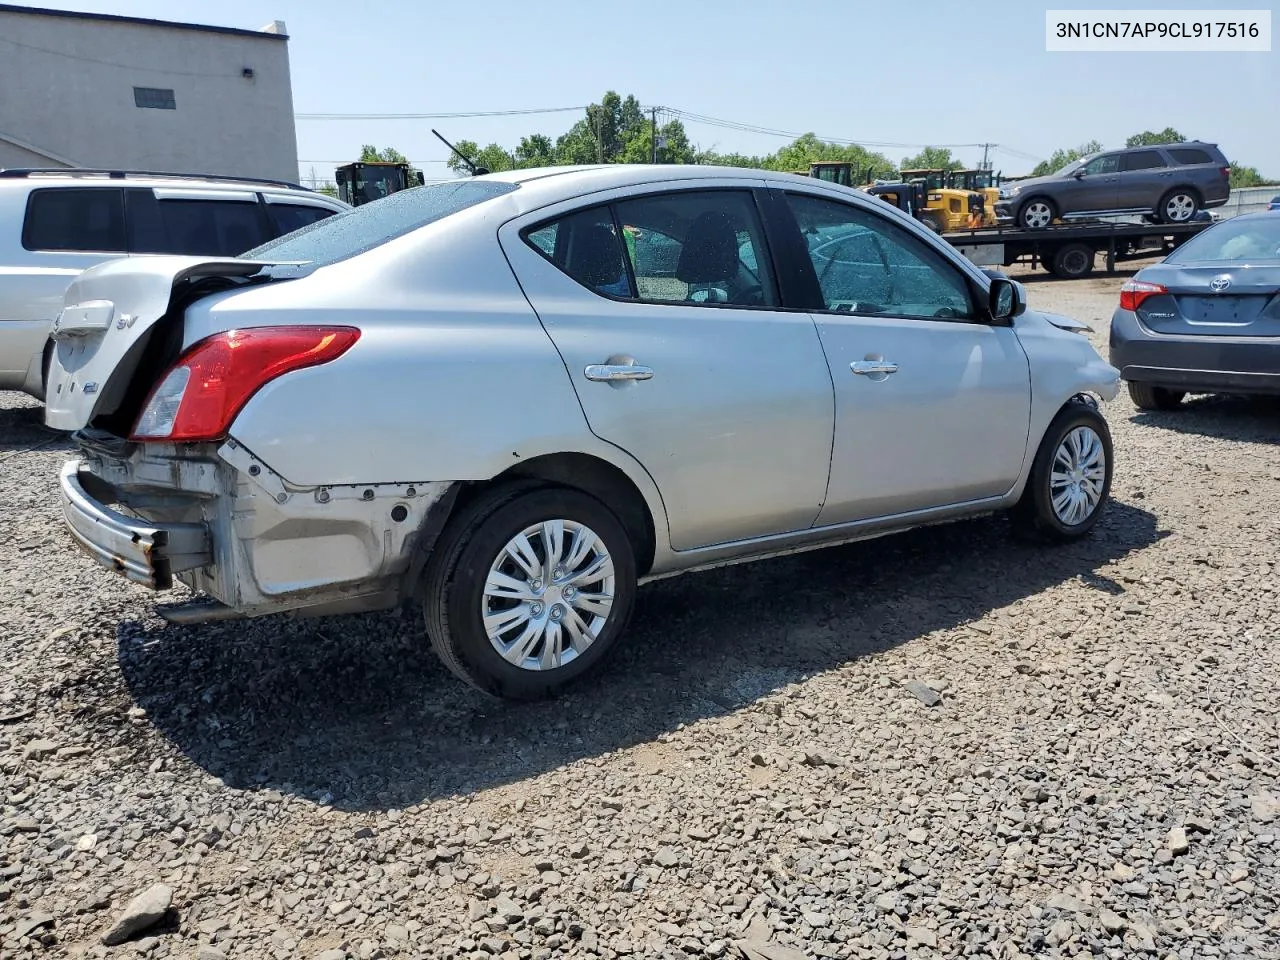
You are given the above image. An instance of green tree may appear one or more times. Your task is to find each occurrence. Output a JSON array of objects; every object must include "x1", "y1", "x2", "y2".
[
  {"x1": 899, "y1": 146, "x2": 963, "y2": 172},
  {"x1": 359, "y1": 145, "x2": 408, "y2": 163},
  {"x1": 1125, "y1": 127, "x2": 1185, "y2": 148},
  {"x1": 1228, "y1": 163, "x2": 1272, "y2": 188},
  {"x1": 1030, "y1": 140, "x2": 1105, "y2": 177},
  {"x1": 765, "y1": 133, "x2": 894, "y2": 179},
  {"x1": 694, "y1": 148, "x2": 767, "y2": 168},
  {"x1": 514, "y1": 134, "x2": 555, "y2": 168}
]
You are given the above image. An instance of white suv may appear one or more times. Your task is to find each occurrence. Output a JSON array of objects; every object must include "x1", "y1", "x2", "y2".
[{"x1": 0, "y1": 168, "x2": 348, "y2": 399}]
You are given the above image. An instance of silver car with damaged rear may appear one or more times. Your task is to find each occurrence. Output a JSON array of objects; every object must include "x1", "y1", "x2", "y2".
[{"x1": 50, "y1": 165, "x2": 1122, "y2": 700}]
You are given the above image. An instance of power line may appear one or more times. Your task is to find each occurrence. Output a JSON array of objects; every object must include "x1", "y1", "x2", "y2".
[
  {"x1": 295, "y1": 106, "x2": 589, "y2": 120},
  {"x1": 294, "y1": 102, "x2": 1045, "y2": 164}
]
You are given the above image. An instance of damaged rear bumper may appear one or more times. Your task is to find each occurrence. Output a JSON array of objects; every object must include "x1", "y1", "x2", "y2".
[
  {"x1": 59, "y1": 459, "x2": 210, "y2": 589},
  {"x1": 56, "y1": 440, "x2": 456, "y2": 621}
]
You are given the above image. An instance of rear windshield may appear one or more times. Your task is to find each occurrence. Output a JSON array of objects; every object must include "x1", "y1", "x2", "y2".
[
  {"x1": 1163, "y1": 216, "x2": 1280, "y2": 263},
  {"x1": 240, "y1": 179, "x2": 518, "y2": 266}
]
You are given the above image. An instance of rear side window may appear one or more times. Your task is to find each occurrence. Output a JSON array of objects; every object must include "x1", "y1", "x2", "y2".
[
  {"x1": 1168, "y1": 148, "x2": 1213, "y2": 165},
  {"x1": 155, "y1": 199, "x2": 270, "y2": 256},
  {"x1": 269, "y1": 203, "x2": 338, "y2": 237},
  {"x1": 524, "y1": 190, "x2": 779, "y2": 308},
  {"x1": 22, "y1": 188, "x2": 126, "y2": 252},
  {"x1": 1123, "y1": 150, "x2": 1166, "y2": 171},
  {"x1": 613, "y1": 191, "x2": 777, "y2": 306},
  {"x1": 525, "y1": 208, "x2": 633, "y2": 298}
]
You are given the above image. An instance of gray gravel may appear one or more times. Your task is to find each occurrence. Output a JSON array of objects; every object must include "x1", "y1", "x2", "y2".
[{"x1": 3, "y1": 272, "x2": 1279, "y2": 959}]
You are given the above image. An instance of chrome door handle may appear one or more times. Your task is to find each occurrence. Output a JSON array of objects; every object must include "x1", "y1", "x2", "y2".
[
  {"x1": 585, "y1": 363, "x2": 654, "y2": 382},
  {"x1": 850, "y1": 360, "x2": 899, "y2": 376}
]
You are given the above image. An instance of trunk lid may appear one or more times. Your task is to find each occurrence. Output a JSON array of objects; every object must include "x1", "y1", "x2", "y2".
[
  {"x1": 1136, "y1": 264, "x2": 1280, "y2": 337},
  {"x1": 45, "y1": 256, "x2": 284, "y2": 433}
]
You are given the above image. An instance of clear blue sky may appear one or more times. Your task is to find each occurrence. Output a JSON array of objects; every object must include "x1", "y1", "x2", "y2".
[{"x1": 14, "y1": 0, "x2": 1279, "y2": 183}]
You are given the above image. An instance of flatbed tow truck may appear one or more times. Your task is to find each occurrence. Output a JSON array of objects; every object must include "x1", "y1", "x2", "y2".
[{"x1": 939, "y1": 217, "x2": 1214, "y2": 278}]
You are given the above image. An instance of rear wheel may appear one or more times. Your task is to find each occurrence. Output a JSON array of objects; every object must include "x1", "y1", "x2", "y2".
[
  {"x1": 1011, "y1": 401, "x2": 1113, "y2": 541},
  {"x1": 422, "y1": 485, "x2": 637, "y2": 700},
  {"x1": 1158, "y1": 189, "x2": 1199, "y2": 224},
  {"x1": 1052, "y1": 243, "x2": 1095, "y2": 279},
  {"x1": 1128, "y1": 381, "x2": 1186, "y2": 411},
  {"x1": 1018, "y1": 198, "x2": 1055, "y2": 230}
]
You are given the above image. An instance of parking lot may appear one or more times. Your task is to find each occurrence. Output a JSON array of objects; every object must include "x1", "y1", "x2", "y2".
[{"x1": 2, "y1": 270, "x2": 1279, "y2": 959}]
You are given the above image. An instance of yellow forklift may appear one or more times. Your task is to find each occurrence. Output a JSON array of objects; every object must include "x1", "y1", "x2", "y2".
[
  {"x1": 947, "y1": 169, "x2": 1002, "y2": 226},
  {"x1": 897, "y1": 168, "x2": 986, "y2": 232},
  {"x1": 334, "y1": 160, "x2": 425, "y2": 206}
]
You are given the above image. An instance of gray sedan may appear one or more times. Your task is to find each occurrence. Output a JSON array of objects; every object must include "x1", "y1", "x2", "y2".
[
  {"x1": 1110, "y1": 211, "x2": 1280, "y2": 409},
  {"x1": 46, "y1": 165, "x2": 1121, "y2": 700}
]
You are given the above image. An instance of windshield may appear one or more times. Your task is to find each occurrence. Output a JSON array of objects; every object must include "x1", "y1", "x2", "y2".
[
  {"x1": 1163, "y1": 215, "x2": 1280, "y2": 263},
  {"x1": 242, "y1": 179, "x2": 519, "y2": 266}
]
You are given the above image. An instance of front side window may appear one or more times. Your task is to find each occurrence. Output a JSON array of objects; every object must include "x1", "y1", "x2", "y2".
[
  {"x1": 22, "y1": 188, "x2": 126, "y2": 252},
  {"x1": 786, "y1": 193, "x2": 974, "y2": 320},
  {"x1": 1082, "y1": 155, "x2": 1120, "y2": 176},
  {"x1": 613, "y1": 190, "x2": 777, "y2": 307}
]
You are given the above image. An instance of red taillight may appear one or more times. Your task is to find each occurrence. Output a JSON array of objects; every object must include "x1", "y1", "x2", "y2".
[
  {"x1": 1119, "y1": 278, "x2": 1167, "y2": 312},
  {"x1": 1221, "y1": 166, "x2": 1231, "y2": 178},
  {"x1": 130, "y1": 326, "x2": 360, "y2": 442}
]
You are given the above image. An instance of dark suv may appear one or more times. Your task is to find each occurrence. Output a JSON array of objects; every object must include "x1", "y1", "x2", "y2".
[{"x1": 996, "y1": 142, "x2": 1231, "y2": 230}]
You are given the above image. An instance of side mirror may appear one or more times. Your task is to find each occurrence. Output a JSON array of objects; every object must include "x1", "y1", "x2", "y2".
[
  {"x1": 1073, "y1": 169, "x2": 1086, "y2": 179},
  {"x1": 989, "y1": 276, "x2": 1026, "y2": 322}
]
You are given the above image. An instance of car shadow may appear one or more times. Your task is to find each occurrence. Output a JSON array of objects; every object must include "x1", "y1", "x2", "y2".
[
  {"x1": 1013, "y1": 265, "x2": 1146, "y2": 286},
  {"x1": 115, "y1": 501, "x2": 1164, "y2": 811},
  {"x1": 1131, "y1": 394, "x2": 1280, "y2": 446},
  {"x1": 0, "y1": 401, "x2": 74, "y2": 455}
]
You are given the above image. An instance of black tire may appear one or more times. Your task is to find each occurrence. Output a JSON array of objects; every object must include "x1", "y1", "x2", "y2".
[
  {"x1": 422, "y1": 484, "x2": 638, "y2": 700},
  {"x1": 1157, "y1": 188, "x2": 1200, "y2": 224},
  {"x1": 1018, "y1": 197, "x2": 1056, "y2": 230},
  {"x1": 1128, "y1": 381, "x2": 1186, "y2": 411},
  {"x1": 1010, "y1": 400, "x2": 1113, "y2": 542},
  {"x1": 1052, "y1": 243, "x2": 1095, "y2": 279},
  {"x1": 921, "y1": 212, "x2": 946, "y2": 234}
]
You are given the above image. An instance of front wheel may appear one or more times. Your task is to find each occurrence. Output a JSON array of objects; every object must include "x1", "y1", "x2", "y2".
[
  {"x1": 1011, "y1": 401, "x2": 1113, "y2": 541},
  {"x1": 422, "y1": 486, "x2": 638, "y2": 700}
]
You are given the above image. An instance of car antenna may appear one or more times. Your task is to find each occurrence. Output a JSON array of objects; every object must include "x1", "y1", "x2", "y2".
[{"x1": 432, "y1": 129, "x2": 489, "y2": 176}]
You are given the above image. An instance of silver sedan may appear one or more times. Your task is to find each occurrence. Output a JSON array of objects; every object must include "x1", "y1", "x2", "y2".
[{"x1": 47, "y1": 165, "x2": 1121, "y2": 699}]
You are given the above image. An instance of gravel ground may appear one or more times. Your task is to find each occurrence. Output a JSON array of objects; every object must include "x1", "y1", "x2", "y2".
[{"x1": 3, "y1": 272, "x2": 1279, "y2": 960}]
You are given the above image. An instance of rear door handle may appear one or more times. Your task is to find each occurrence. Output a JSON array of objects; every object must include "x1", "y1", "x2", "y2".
[
  {"x1": 850, "y1": 359, "x2": 899, "y2": 376},
  {"x1": 585, "y1": 363, "x2": 654, "y2": 382}
]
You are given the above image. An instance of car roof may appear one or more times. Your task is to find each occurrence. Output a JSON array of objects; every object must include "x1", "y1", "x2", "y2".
[
  {"x1": 0, "y1": 168, "x2": 338, "y2": 199},
  {"x1": 465, "y1": 163, "x2": 847, "y2": 210}
]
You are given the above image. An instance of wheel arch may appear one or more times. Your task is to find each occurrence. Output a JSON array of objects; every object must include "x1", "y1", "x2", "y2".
[{"x1": 401, "y1": 450, "x2": 663, "y2": 604}]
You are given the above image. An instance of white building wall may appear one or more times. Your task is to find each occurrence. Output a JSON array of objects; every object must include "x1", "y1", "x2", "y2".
[{"x1": 0, "y1": 7, "x2": 299, "y2": 183}]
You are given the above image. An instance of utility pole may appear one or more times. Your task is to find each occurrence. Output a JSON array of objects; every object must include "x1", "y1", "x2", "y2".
[
  {"x1": 980, "y1": 143, "x2": 992, "y2": 171},
  {"x1": 651, "y1": 107, "x2": 658, "y2": 164}
]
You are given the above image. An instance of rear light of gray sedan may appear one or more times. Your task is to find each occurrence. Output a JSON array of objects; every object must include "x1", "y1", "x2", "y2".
[{"x1": 1119, "y1": 279, "x2": 1167, "y2": 312}]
